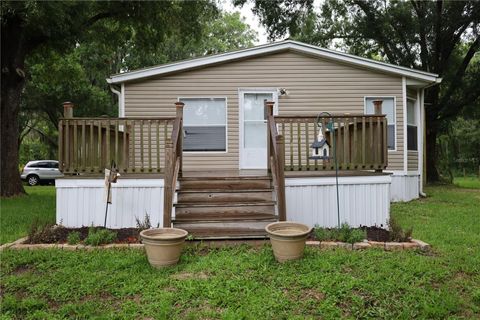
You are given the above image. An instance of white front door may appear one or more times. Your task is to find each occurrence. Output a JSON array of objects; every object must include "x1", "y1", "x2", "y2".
[{"x1": 239, "y1": 90, "x2": 277, "y2": 169}]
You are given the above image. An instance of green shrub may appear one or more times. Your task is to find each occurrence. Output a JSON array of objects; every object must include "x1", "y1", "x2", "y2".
[
  {"x1": 314, "y1": 223, "x2": 366, "y2": 244},
  {"x1": 84, "y1": 227, "x2": 117, "y2": 246},
  {"x1": 348, "y1": 228, "x2": 367, "y2": 244},
  {"x1": 388, "y1": 217, "x2": 413, "y2": 242},
  {"x1": 67, "y1": 231, "x2": 81, "y2": 245}
]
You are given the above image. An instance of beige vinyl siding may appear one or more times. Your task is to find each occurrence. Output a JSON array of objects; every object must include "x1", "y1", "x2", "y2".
[
  {"x1": 124, "y1": 51, "x2": 404, "y2": 171},
  {"x1": 408, "y1": 151, "x2": 418, "y2": 171}
]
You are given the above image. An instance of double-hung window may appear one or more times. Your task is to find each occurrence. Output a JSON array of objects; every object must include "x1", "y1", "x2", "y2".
[
  {"x1": 407, "y1": 99, "x2": 417, "y2": 151},
  {"x1": 180, "y1": 98, "x2": 227, "y2": 152},
  {"x1": 365, "y1": 97, "x2": 396, "y2": 150}
]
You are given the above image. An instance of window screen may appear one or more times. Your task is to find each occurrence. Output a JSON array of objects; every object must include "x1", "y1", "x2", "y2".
[
  {"x1": 180, "y1": 98, "x2": 227, "y2": 152},
  {"x1": 407, "y1": 100, "x2": 417, "y2": 151},
  {"x1": 365, "y1": 97, "x2": 396, "y2": 150}
]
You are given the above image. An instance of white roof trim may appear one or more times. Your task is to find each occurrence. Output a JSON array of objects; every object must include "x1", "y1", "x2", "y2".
[{"x1": 107, "y1": 40, "x2": 440, "y2": 84}]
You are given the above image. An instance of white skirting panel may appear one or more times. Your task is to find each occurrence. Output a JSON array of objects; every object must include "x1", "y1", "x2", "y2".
[
  {"x1": 56, "y1": 179, "x2": 164, "y2": 228},
  {"x1": 390, "y1": 174, "x2": 419, "y2": 202},
  {"x1": 285, "y1": 176, "x2": 391, "y2": 228}
]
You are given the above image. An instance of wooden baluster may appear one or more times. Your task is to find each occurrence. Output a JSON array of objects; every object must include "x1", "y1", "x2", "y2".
[
  {"x1": 156, "y1": 121, "x2": 160, "y2": 172},
  {"x1": 89, "y1": 121, "x2": 94, "y2": 172},
  {"x1": 353, "y1": 117, "x2": 357, "y2": 169},
  {"x1": 81, "y1": 120, "x2": 86, "y2": 172},
  {"x1": 58, "y1": 120, "x2": 64, "y2": 172},
  {"x1": 337, "y1": 118, "x2": 342, "y2": 169},
  {"x1": 343, "y1": 117, "x2": 349, "y2": 169},
  {"x1": 297, "y1": 121, "x2": 301, "y2": 170},
  {"x1": 97, "y1": 120, "x2": 102, "y2": 172},
  {"x1": 131, "y1": 120, "x2": 136, "y2": 172},
  {"x1": 330, "y1": 118, "x2": 335, "y2": 170},
  {"x1": 313, "y1": 121, "x2": 318, "y2": 170},
  {"x1": 163, "y1": 139, "x2": 173, "y2": 227},
  {"x1": 163, "y1": 121, "x2": 168, "y2": 172},
  {"x1": 276, "y1": 135, "x2": 286, "y2": 221},
  {"x1": 115, "y1": 120, "x2": 119, "y2": 168},
  {"x1": 148, "y1": 120, "x2": 152, "y2": 172},
  {"x1": 123, "y1": 120, "x2": 128, "y2": 172},
  {"x1": 73, "y1": 121, "x2": 78, "y2": 173},
  {"x1": 289, "y1": 121, "x2": 293, "y2": 171},
  {"x1": 305, "y1": 122, "x2": 310, "y2": 170},
  {"x1": 369, "y1": 116, "x2": 373, "y2": 169},
  {"x1": 383, "y1": 118, "x2": 388, "y2": 168},
  {"x1": 140, "y1": 120, "x2": 144, "y2": 172},
  {"x1": 175, "y1": 102, "x2": 184, "y2": 176},
  {"x1": 376, "y1": 116, "x2": 382, "y2": 171},
  {"x1": 362, "y1": 117, "x2": 366, "y2": 168},
  {"x1": 106, "y1": 119, "x2": 110, "y2": 166}
]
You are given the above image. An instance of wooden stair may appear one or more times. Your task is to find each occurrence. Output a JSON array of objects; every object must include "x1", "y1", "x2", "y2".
[{"x1": 172, "y1": 176, "x2": 278, "y2": 239}]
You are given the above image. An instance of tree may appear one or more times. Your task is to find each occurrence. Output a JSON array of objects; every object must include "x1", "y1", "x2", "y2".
[
  {"x1": 238, "y1": 0, "x2": 480, "y2": 182},
  {"x1": 1, "y1": 0, "x2": 217, "y2": 197},
  {"x1": 16, "y1": 9, "x2": 257, "y2": 172}
]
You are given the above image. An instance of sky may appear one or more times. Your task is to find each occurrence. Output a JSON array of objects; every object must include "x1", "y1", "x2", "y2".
[
  {"x1": 220, "y1": 0, "x2": 323, "y2": 45},
  {"x1": 220, "y1": 0, "x2": 269, "y2": 44}
]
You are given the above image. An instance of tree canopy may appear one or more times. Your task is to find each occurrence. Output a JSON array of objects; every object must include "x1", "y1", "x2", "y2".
[
  {"x1": 1, "y1": 0, "x2": 257, "y2": 197},
  {"x1": 238, "y1": 0, "x2": 480, "y2": 181}
]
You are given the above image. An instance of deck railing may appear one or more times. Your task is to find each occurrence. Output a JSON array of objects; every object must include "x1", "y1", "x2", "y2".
[
  {"x1": 58, "y1": 117, "x2": 175, "y2": 174},
  {"x1": 163, "y1": 102, "x2": 184, "y2": 227},
  {"x1": 273, "y1": 114, "x2": 388, "y2": 171},
  {"x1": 266, "y1": 102, "x2": 286, "y2": 221}
]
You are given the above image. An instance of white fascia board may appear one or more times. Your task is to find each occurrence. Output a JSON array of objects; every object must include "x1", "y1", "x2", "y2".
[{"x1": 106, "y1": 41, "x2": 440, "y2": 84}]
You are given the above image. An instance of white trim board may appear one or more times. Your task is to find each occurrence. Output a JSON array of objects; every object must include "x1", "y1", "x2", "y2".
[
  {"x1": 238, "y1": 88, "x2": 278, "y2": 169},
  {"x1": 286, "y1": 175, "x2": 391, "y2": 187},
  {"x1": 107, "y1": 40, "x2": 441, "y2": 84}
]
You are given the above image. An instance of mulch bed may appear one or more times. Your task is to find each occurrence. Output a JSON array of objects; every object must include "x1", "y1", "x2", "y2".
[
  {"x1": 30, "y1": 225, "x2": 392, "y2": 244},
  {"x1": 28, "y1": 227, "x2": 142, "y2": 244}
]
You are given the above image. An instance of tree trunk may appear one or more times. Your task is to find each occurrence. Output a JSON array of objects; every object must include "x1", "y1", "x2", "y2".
[
  {"x1": 1, "y1": 16, "x2": 27, "y2": 197},
  {"x1": 1, "y1": 75, "x2": 27, "y2": 197},
  {"x1": 425, "y1": 121, "x2": 440, "y2": 183}
]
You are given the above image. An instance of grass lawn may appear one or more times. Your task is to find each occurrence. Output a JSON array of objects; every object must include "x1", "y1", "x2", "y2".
[
  {"x1": 0, "y1": 186, "x2": 56, "y2": 244},
  {"x1": 1, "y1": 185, "x2": 479, "y2": 319},
  {"x1": 454, "y1": 176, "x2": 480, "y2": 189}
]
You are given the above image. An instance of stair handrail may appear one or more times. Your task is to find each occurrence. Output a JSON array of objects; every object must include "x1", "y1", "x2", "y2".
[
  {"x1": 266, "y1": 101, "x2": 286, "y2": 221},
  {"x1": 163, "y1": 102, "x2": 184, "y2": 227}
]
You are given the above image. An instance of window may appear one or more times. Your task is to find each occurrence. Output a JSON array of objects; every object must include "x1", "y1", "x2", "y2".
[
  {"x1": 180, "y1": 98, "x2": 227, "y2": 152},
  {"x1": 365, "y1": 97, "x2": 396, "y2": 150},
  {"x1": 407, "y1": 99, "x2": 417, "y2": 151}
]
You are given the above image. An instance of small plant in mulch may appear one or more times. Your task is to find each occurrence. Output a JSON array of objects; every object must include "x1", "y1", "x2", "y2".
[
  {"x1": 67, "y1": 231, "x2": 81, "y2": 245},
  {"x1": 387, "y1": 217, "x2": 413, "y2": 242},
  {"x1": 27, "y1": 218, "x2": 59, "y2": 243},
  {"x1": 84, "y1": 227, "x2": 117, "y2": 246},
  {"x1": 314, "y1": 223, "x2": 367, "y2": 244},
  {"x1": 135, "y1": 213, "x2": 152, "y2": 230}
]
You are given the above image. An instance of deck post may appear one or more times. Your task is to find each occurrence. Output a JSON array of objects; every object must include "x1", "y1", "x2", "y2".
[
  {"x1": 372, "y1": 100, "x2": 383, "y2": 173},
  {"x1": 276, "y1": 135, "x2": 286, "y2": 221},
  {"x1": 265, "y1": 101, "x2": 275, "y2": 173},
  {"x1": 63, "y1": 101, "x2": 74, "y2": 119},
  {"x1": 175, "y1": 102, "x2": 184, "y2": 177},
  {"x1": 163, "y1": 139, "x2": 174, "y2": 227}
]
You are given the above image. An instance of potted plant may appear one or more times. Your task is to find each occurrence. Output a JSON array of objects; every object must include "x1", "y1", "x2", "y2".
[
  {"x1": 265, "y1": 222, "x2": 312, "y2": 262},
  {"x1": 140, "y1": 228, "x2": 188, "y2": 268}
]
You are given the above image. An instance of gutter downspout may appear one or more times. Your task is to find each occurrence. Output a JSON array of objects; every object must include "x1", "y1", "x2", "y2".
[
  {"x1": 418, "y1": 77, "x2": 442, "y2": 198},
  {"x1": 109, "y1": 84, "x2": 124, "y2": 117}
]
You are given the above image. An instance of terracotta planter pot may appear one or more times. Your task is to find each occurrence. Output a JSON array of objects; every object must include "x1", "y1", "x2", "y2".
[
  {"x1": 140, "y1": 228, "x2": 188, "y2": 268},
  {"x1": 265, "y1": 222, "x2": 312, "y2": 262}
]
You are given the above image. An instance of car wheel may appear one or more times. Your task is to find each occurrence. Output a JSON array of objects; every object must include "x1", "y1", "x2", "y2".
[{"x1": 27, "y1": 175, "x2": 39, "y2": 186}]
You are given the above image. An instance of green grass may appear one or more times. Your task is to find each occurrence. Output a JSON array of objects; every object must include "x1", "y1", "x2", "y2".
[
  {"x1": 454, "y1": 176, "x2": 480, "y2": 189},
  {"x1": 1, "y1": 185, "x2": 479, "y2": 319},
  {"x1": 0, "y1": 186, "x2": 56, "y2": 244}
]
